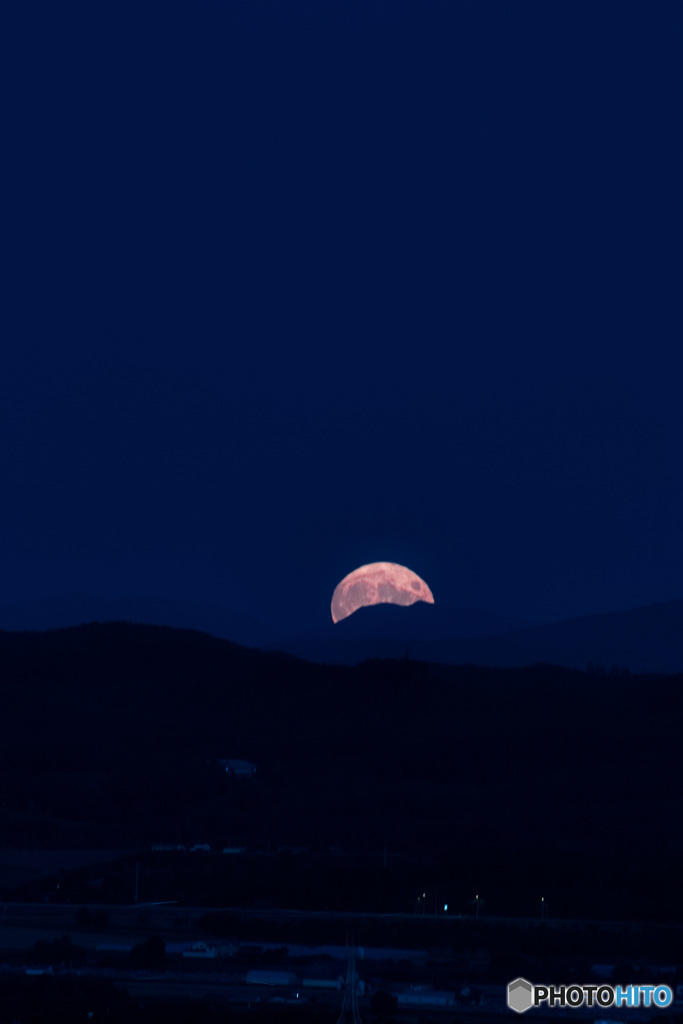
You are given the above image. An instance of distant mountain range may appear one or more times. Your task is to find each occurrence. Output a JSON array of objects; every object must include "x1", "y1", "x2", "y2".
[
  {"x1": 2, "y1": 591, "x2": 683, "y2": 673},
  {"x1": 0, "y1": 592, "x2": 282, "y2": 648},
  {"x1": 290, "y1": 602, "x2": 536, "y2": 642},
  {"x1": 270, "y1": 599, "x2": 683, "y2": 674}
]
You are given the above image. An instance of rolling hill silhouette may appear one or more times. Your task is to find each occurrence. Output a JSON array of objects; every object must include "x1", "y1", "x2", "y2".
[
  {"x1": 4, "y1": 592, "x2": 683, "y2": 673},
  {"x1": 1, "y1": 620, "x2": 682, "y2": 923},
  {"x1": 268, "y1": 602, "x2": 535, "y2": 662},
  {"x1": 0, "y1": 592, "x2": 281, "y2": 648},
  {"x1": 268, "y1": 598, "x2": 683, "y2": 674}
]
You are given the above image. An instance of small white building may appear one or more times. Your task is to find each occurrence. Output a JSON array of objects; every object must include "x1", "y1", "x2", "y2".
[
  {"x1": 218, "y1": 758, "x2": 257, "y2": 776},
  {"x1": 183, "y1": 942, "x2": 217, "y2": 959}
]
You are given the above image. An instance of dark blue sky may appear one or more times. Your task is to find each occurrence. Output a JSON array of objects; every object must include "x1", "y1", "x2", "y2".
[{"x1": 3, "y1": 1, "x2": 682, "y2": 632}]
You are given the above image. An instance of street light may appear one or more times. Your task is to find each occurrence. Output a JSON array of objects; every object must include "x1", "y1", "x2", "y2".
[{"x1": 470, "y1": 893, "x2": 486, "y2": 920}]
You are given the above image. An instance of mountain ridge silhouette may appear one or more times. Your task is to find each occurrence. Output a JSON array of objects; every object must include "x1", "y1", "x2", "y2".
[
  {"x1": 267, "y1": 597, "x2": 683, "y2": 673},
  {"x1": 0, "y1": 592, "x2": 281, "y2": 648},
  {"x1": 3, "y1": 592, "x2": 683, "y2": 673}
]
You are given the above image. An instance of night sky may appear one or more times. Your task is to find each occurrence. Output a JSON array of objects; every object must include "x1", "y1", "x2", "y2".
[{"x1": 3, "y1": 1, "x2": 682, "y2": 635}]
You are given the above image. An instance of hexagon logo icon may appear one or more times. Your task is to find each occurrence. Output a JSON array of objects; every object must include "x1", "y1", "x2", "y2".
[{"x1": 508, "y1": 977, "x2": 533, "y2": 1013}]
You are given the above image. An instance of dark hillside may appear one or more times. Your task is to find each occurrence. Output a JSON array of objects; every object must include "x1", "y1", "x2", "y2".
[{"x1": 1, "y1": 624, "x2": 682, "y2": 919}]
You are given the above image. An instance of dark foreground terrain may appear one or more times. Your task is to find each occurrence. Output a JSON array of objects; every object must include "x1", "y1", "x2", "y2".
[
  {"x1": 1, "y1": 623, "x2": 681, "y2": 917},
  {"x1": 1, "y1": 899, "x2": 683, "y2": 1024},
  {"x1": 0, "y1": 622, "x2": 682, "y2": 1018}
]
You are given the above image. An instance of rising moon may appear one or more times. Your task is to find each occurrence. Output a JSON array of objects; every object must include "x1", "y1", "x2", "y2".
[{"x1": 330, "y1": 562, "x2": 434, "y2": 624}]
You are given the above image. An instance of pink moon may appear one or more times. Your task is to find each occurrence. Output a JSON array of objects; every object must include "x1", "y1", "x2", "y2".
[{"x1": 330, "y1": 562, "x2": 435, "y2": 624}]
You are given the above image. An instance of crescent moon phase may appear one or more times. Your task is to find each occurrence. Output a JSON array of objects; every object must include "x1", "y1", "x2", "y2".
[{"x1": 330, "y1": 562, "x2": 434, "y2": 624}]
